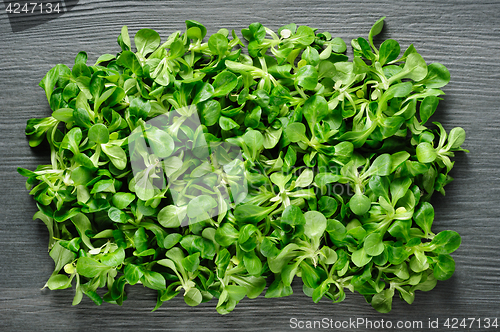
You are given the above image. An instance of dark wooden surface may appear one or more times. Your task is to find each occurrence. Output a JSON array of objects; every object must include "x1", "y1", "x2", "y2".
[{"x1": 1, "y1": 1, "x2": 499, "y2": 331}]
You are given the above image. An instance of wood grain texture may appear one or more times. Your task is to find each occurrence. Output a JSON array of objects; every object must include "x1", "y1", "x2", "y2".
[{"x1": 1, "y1": 0, "x2": 499, "y2": 331}]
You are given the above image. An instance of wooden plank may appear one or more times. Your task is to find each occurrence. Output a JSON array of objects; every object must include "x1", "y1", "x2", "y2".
[{"x1": 1, "y1": 0, "x2": 499, "y2": 331}]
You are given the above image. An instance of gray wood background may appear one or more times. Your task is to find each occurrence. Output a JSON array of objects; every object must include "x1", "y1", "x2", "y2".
[{"x1": 1, "y1": 0, "x2": 499, "y2": 331}]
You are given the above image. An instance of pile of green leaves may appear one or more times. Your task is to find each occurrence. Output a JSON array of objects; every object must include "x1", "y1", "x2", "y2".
[{"x1": 19, "y1": 17, "x2": 467, "y2": 313}]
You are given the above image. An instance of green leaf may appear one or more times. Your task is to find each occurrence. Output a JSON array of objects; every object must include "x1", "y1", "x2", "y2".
[
  {"x1": 193, "y1": 82, "x2": 214, "y2": 105},
  {"x1": 89, "y1": 71, "x2": 104, "y2": 99},
  {"x1": 270, "y1": 172, "x2": 292, "y2": 192},
  {"x1": 368, "y1": 17, "x2": 385, "y2": 50},
  {"x1": 409, "y1": 250, "x2": 429, "y2": 272},
  {"x1": 208, "y1": 33, "x2": 228, "y2": 56},
  {"x1": 108, "y1": 207, "x2": 128, "y2": 224},
  {"x1": 352, "y1": 247, "x2": 372, "y2": 267},
  {"x1": 134, "y1": 227, "x2": 149, "y2": 253},
  {"x1": 295, "y1": 65, "x2": 318, "y2": 90},
  {"x1": 141, "y1": 270, "x2": 166, "y2": 290},
  {"x1": 265, "y1": 275, "x2": 293, "y2": 298},
  {"x1": 61, "y1": 127, "x2": 82, "y2": 154},
  {"x1": 215, "y1": 223, "x2": 239, "y2": 247},
  {"x1": 182, "y1": 253, "x2": 200, "y2": 273},
  {"x1": 387, "y1": 220, "x2": 411, "y2": 241},
  {"x1": 118, "y1": 26, "x2": 131, "y2": 51},
  {"x1": 318, "y1": 196, "x2": 338, "y2": 218},
  {"x1": 429, "y1": 230, "x2": 461, "y2": 254},
  {"x1": 285, "y1": 122, "x2": 308, "y2": 143},
  {"x1": 433, "y1": 254, "x2": 455, "y2": 280},
  {"x1": 95, "y1": 53, "x2": 115, "y2": 65},
  {"x1": 186, "y1": 20, "x2": 207, "y2": 39},
  {"x1": 356, "y1": 37, "x2": 374, "y2": 60},
  {"x1": 212, "y1": 71, "x2": 238, "y2": 97},
  {"x1": 73, "y1": 108, "x2": 92, "y2": 129},
  {"x1": 281, "y1": 205, "x2": 306, "y2": 227},
  {"x1": 219, "y1": 116, "x2": 239, "y2": 131},
  {"x1": 419, "y1": 63, "x2": 450, "y2": 88},
  {"x1": 303, "y1": 211, "x2": 327, "y2": 240},
  {"x1": 416, "y1": 142, "x2": 437, "y2": 163},
  {"x1": 71, "y1": 213, "x2": 94, "y2": 250},
  {"x1": 268, "y1": 243, "x2": 299, "y2": 273},
  {"x1": 187, "y1": 195, "x2": 218, "y2": 219},
  {"x1": 320, "y1": 246, "x2": 338, "y2": 265},
  {"x1": 414, "y1": 202, "x2": 434, "y2": 235},
  {"x1": 391, "y1": 151, "x2": 410, "y2": 173},
  {"x1": 102, "y1": 144, "x2": 127, "y2": 170},
  {"x1": 124, "y1": 264, "x2": 143, "y2": 285},
  {"x1": 379, "y1": 39, "x2": 400, "y2": 65},
  {"x1": 91, "y1": 179, "x2": 115, "y2": 194},
  {"x1": 383, "y1": 81, "x2": 413, "y2": 100},
  {"x1": 295, "y1": 169, "x2": 314, "y2": 188},
  {"x1": 233, "y1": 275, "x2": 266, "y2": 299},
  {"x1": 158, "y1": 205, "x2": 185, "y2": 228},
  {"x1": 349, "y1": 194, "x2": 371, "y2": 215},
  {"x1": 403, "y1": 53, "x2": 428, "y2": 81},
  {"x1": 49, "y1": 242, "x2": 76, "y2": 274},
  {"x1": 243, "y1": 251, "x2": 262, "y2": 275},
  {"x1": 47, "y1": 274, "x2": 72, "y2": 290},
  {"x1": 101, "y1": 248, "x2": 125, "y2": 267},
  {"x1": 184, "y1": 288, "x2": 203, "y2": 306},
  {"x1": 369, "y1": 175, "x2": 390, "y2": 201},
  {"x1": 380, "y1": 116, "x2": 405, "y2": 138},
  {"x1": 234, "y1": 204, "x2": 276, "y2": 224},
  {"x1": 112, "y1": 192, "x2": 135, "y2": 209},
  {"x1": 143, "y1": 126, "x2": 175, "y2": 158},
  {"x1": 363, "y1": 154, "x2": 392, "y2": 178},
  {"x1": 302, "y1": 46, "x2": 320, "y2": 66},
  {"x1": 39, "y1": 64, "x2": 63, "y2": 102},
  {"x1": 243, "y1": 130, "x2": 264, "y2": 160},
  {"x1": 283, "y1": 146, "x2": 297, "y2": 173},
  {"x1": 117, "y1": 51, "x2": 143, "y2": 76},
  {"x1": 388, "y1": 244, "x2": 410, "y2": 265},
  {"x1": 263, "y1": 126, "x2": 282, "y2": 150},
  {"x1": 300, "y1": 261, "x2": 321, "y2": 289},
  {"x1": 390, "y1": 177, "x2": 412, "y2": 206},
  {"x1": 302, "y1": 95, "x2": 328, "y2": 133},
  {"x1": 371, "y1": 288, "x2": 394, "y2": 313},
  {"x1": 52, "y1": 108, "x2": 74, "y2": 122},
  {"x1": 180, "y1": 235, "x2": 216, "y2": 259},
  {"x1": 135, "y1": 29, "x2": 161, "y2": 55},
  {"x1": 244, "y1": 105, "x2": 262, "y2": 128},
  {"x1": 76, "y1": 257, "x2": 111, "y2": 278},
  {"x1": 314, "y1": 173, "x2": 341, "y2": 188},
  {"x1": 226, "y1": 285, "x2": 247, "y2": 302},
  {"x1": 364, "y1": 233, "x2": 384, "y2": 256},
  {"x1": 447, "y1": 127, "x2": 466, "y2": 150},
  {"x1": 419, "y1": 96, "x2": 439, "y2": 124},
  {"x1": 353, "y1": 56, "x2": 370, "y2": 74},
  {"x1": 163, "y1": 233, "x2": 183, "y2": 249},
  {"x1": 199, "y1": 100, "x2": 221, "y2": 126},
  {"x1": 289, "y1": 25, "x2": 315, "y2": 46},
  {"x1": 88, "y1": 123, "x2": 109, "y2": 144},
  {"x1": 129, "y1": 97, "x2": 151, "y2": 120},
  {"x1": 33, "y1": 211, "x2": 57, "y2": 249}
]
